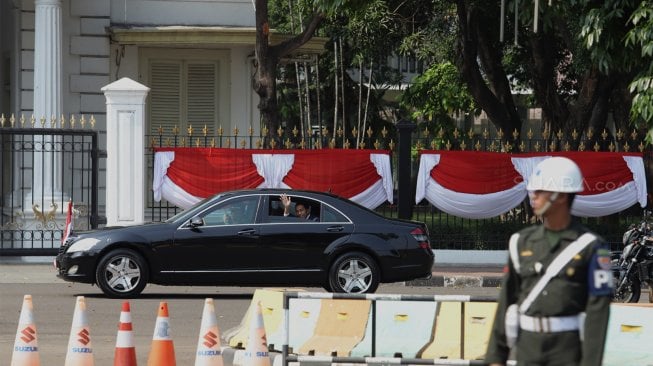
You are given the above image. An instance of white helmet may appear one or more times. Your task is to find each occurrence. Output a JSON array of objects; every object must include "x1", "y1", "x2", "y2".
[{"x1": 527, "y1": 157, "x2": 584, "y2": 193}]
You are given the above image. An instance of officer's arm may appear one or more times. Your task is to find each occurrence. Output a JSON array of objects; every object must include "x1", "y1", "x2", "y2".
[
  {"x1": 485, "y1": 261, "x2": 519, "y2": 365},
  {"x1": 580, "y1": 243, "x2": 612, "y2": 366}
]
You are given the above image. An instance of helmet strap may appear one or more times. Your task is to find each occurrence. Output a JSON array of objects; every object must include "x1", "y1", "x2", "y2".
[{"x1": 534, "y1": 192, "x2": 559, "y2": 216}]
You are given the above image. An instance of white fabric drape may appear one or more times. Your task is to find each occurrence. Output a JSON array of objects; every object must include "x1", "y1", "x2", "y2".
[
  {"x1": 415, "y1": 154, "x2": 441, "y2": 203},
  {"x1": 370, "y1": 154, "x2": 394, "y2": 204},
  {"x1": 511, "y1": 156, "x2": 550, "y2": 189},
  {"x1": 252, "y1": 154, "x2": 294, "y2": 189},
  {"x1": 572, "y1": 181, "x2": 640, "y2": 217},
  {"x1": 623, "y1": 156, "x2": 647, "y2": 207},
  {"x1": 153, "y1": 151, "x2": 175, "y2": 202}
]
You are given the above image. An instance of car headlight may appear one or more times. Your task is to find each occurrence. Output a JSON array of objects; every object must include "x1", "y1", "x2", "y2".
[{"x1": 66, "y1": 238, "x2": 101, "y2": 253}]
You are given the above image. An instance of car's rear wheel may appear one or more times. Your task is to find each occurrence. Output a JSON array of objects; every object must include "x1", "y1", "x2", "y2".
[
  {"x1": 328, "y1": 252, "x2": 379, "y2": 294},
  {"x1": 96, "y1": 249, "x2": 148, "y2": 298}
]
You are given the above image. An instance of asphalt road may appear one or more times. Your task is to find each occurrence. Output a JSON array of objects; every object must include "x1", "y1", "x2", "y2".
[{"x1": 0, "y1": 264, "x2": 500, "y2": 365}]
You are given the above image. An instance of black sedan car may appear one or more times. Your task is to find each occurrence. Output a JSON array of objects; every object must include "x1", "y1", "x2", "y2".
[{"x1": 56, "y1": 189, "x2": 434, "y2": 297}]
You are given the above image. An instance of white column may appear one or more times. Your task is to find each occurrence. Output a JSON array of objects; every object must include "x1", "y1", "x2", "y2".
[
  {"x1": 27, "y1": 0, "x2": 64, "y2": 211},
  {"x1": 102, "y1": 78, "x2": 150, "y2": 226}
]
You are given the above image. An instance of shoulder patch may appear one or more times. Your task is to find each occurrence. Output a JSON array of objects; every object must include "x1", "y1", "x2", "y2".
[
  {"x1": 521, "y1": 250, "x2": 533, "y2": 257},
  {"x1": 588, "y1": 244, "x2": 613, "y2": 296}
]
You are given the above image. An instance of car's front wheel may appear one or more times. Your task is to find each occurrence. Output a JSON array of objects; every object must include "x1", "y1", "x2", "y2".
[
  {"x1": 328, "y1": 252, "x2": 379, "y2": 294},
  {"x1": 96, "y1": 249, "x2": 148, "y2": 298}
]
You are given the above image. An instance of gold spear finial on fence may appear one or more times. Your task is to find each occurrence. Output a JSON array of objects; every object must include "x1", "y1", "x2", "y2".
[
  {"x1": 285, "y1": 138, "x2": 292, "y2": 149},
  {"x1": 468, "y1": 128, "x2": 474, "y2": 139},
  {"x1": 0, "y1": 114, "x2": 5, "y2": 127},
  {"x1": 329, "y1": 138, "x2": 336, "y2": 148},
  {"x1": 187, "y1": 124, "x2": 194, "y2": 136},
  {"x1": 337, "y1": 126, "x2": 344, "y2": 137},
  {"x1": 430, "y1": 139, "x2": 437, "y2": 149},
  {"x1": 249, "y1": 126, "x2": 254, "y2": 136},
  {"x1": 587, "y1": 127, "x2": 594, "y2": 139},
  {"x1": 631, "y1": 129, "x2": 638, "y2": 140},
  {"x1": 460, "y1": 140, "x2": 467, "y2": 151},
  {"x1": 292, "y1": 126, "x2": 299, "y2": 137},
  {"x1": 19, "y1": 114, "x2": 25, "y2": 127},
  {"x1": 593, "y1": 141, "x2": 600, "y2": 151},
  {"x1": 519, "y1": 141, "x2": 526, "y2": 152},
  {"x1": 453, "y1": 128, "x2": 460, "y2": 139},
  {"x1": 277, "y1": 126, "x2": 283, "y2": 137},
  {"x1": 181, "y1": 137, "x2": 186, "y2": 147},
  {"x1": 39, "y1": 116, "x2": 45, "y2": 127},
  {"x1": 438, "y1": 127, "x2": 445, "y2": 139},
  {"x1": 233, "y1": 126, "x2": 239, "y2": 136},
  {"x1": 388, "y1": 139, "x2": 395, "y2": 151},
  {"x1": 601, "y1": 129, "x2": 609, "y2": 140},
  {"x1": 240, "y1": 139, "x2": 246, "y2": 148},
  {"x1": 70, "y1": 115, "x2": 76, "y2": 129},
  {"x1": 31, "y1": 114, "x2": 36, "y2": 127},
  {"x1": 218, "y1": 125, "x2": 224, "y2": 136},
  {"x1": 475, "y1": 140, "x2": 482, "y2": 151},
  {"x1": 497, "y1": 128, "x2": 504, "y2": 140},
  {"x1": 173, "y1": 125, "x2": 179, "y2": 136},
  {"x1": 382, "y1": 126, "x2": 388, "y2": 137},
  {"x1": 90, "y1": 115, "x2": 96, "y2": 129},
  {"x1": 60, "y1": 114, "x2": 65, "y2": 128},
  {"x1": 579, "y1": 141, "x2": 586, "y2": 151},
  {"x1": 374, "y1": 139, "x2": 380, "y2": 149},
  {"x1": 564, "y1": 141, "x2": 571, "y2": 151},
  {"x1": 80, "y1": 115, "x2": 86, "y2": 128},
  {"x1": 639, "y1": 141, "x2": 646, "y2": 152},
  {"x1": 299, "y1": 138, "x2": 306, "y2": 149},
  {"x1": 224, "y1": 138, "x2": 230, "y2": 148},
  {"x1": 504, "y1": 141, "x2": 513, "y2": 152},
  {"x1": 210, "y1": 138, "x2": 216, "y2": 148},
  {"x1": 423, "y1": 127, "x2": 430, "y2": 138},
  {"x1": 255, "y1": 139, "x2": 261, "y2": 149},
  {"x1": 512, "y1": 128, "x2": 519, "y2": 140},
  {"x1": 150, "y1": 137, "x2": 157, "y2": 148},
  {"x1": 534, "y1": 141, "x2": 541, "y2": 152},
  {"x1": 527, "y1": 128, "x2": 533, "y2": 139},
  {"x1": 572, "y1": 128, "x2": 579, "y2": 140},
  {"x1": 542, "y1": 128, "x2": 549, "y2": 140},
  {"x1": 367, "y1": 126, "x2": 374, "y2": 138},
  {"x1": 262, "y1": 125, "x2": 268, "y2": 136},
  {"x1": 351, "y1": 127, "x2": 358, "y2": 138},
  {"x1": 50, "y1": 115, "x2": 56, "y2": 128},
  {"x1": 623, "y1": 142, "x2": 631, "y2": 152},
  {"x1": 616, "y1": 129, "x2": 624, "y2": 140},
  {"x1": 556, "y1": 129, "x2": 563, "y2": 140},
  {"x1": 445, "y1": 140, "x2": 452, "y2": 150},
  {"x1": 483, "y1": 128, "x2": 489, "y2": 139},
  {"x1": 203, "y1": 124, "x2": 209, "y2": 136},
  {"x1": 415, "y1": 140, "x2": 423, "y2": 150},
  {"x1": 195, "y1": 138, "x2": 201, "y2": 147},
  {"x1": 609, "y1": 142, "x2": 616, "y2": 152},
  {"x1": 549, "y1": 141, "x2": 556, "y2": 151}
]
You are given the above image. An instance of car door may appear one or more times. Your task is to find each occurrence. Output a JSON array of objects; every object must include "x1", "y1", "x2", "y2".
[
  {"x1": 169, "y1": 195, "x2": 263, "y2": 282},
  {"x1": 257, "y1": 194, "x2": 354, "y2": 282}
]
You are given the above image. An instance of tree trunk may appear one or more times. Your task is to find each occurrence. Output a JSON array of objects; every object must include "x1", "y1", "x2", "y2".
[
  {"x1": 455, "y1": 0, "x2": 521, "y2": 137},
  {"x1": 253, "y1": 0, "x2": 324, "y2": 136}
]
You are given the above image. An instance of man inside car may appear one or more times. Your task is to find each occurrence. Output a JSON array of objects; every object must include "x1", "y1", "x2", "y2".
[{"x1": 280, "y1": 193, "x2": 319, "y2": 221}]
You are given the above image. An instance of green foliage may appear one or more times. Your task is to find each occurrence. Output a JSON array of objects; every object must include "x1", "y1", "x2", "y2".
[
  {"x1": 625, "y1": 2, "x2": 653, "y2": 124},
  {"x1": 399, "y1": 62, "x2": 476, "y2": 125}
]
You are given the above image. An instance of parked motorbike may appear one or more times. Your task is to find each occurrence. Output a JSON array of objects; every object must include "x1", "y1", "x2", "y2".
[{"x1": 612, "y1": 218, "x2": 653, "y2": 303}]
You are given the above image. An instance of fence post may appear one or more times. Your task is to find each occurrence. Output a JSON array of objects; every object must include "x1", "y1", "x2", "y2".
[
  {"x1": 397, "y1": 119, "x2": 415, "y2": 220},
  {"x1": 102, "y1": 78, "x2": 150, "y2": 226}
]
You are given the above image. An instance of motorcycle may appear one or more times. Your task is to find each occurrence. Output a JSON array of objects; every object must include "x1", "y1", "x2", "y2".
[{"x1": 612, "y1": 218, "x2": 653, "y2": 303}]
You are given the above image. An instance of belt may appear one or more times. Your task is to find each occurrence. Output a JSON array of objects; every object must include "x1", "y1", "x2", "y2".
[{"x1": 519, "y1": 314, "x2": 580, "y2": 333}]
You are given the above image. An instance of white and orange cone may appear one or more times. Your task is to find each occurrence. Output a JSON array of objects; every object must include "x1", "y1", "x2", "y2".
[
  {"x1": 11, "y1": 294, "x2": 40, "y2": 366},
  {"x1": 194, "y1": 298, "x2": 224, "y2": 366},
  {"x1": 243, "y1": 302, "x2": 270, "y2": 366},
  {"x1": 114, "y1": 301, "x2": 137, "y2": 366},
  {"x1": 147, "y1": 301, "x2": 176, "y2": 366},
  {"x1": 65, "y1": 296, "x2": 94, "y2": 366}
]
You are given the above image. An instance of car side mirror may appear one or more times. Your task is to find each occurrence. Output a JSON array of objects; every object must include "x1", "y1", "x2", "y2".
[{"x1": 189, "y1": 216, "x2": 204, "y2": 227}]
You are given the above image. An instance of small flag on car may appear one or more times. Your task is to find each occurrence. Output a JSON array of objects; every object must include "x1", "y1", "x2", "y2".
[{"x1": 62, "y1": 200, "x2": 73, "y2": 244}]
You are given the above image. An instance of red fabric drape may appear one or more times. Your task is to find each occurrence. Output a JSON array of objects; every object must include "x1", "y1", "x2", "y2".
[
  {"x1": 283, "y1": 150, "x2": 390, "y2": 198},
  {"x1": 154, "y1": 148, "x2": 264, "y2": 197},
  {"x1": 420, "y1": 150, "x2": 641, "y2": 196},
  {"x1": 428, "y1": 151, "x2": 523, "y2": 194}
]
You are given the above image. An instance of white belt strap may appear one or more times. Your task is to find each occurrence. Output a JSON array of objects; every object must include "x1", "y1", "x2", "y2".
[
  {"x1": 519, "y1": 314, "x2": 581, "y2": 333},
  {"x1": 519, "y1": 232, "x2": 596, "y2": 313},
  {"x1": 508, "y1": 233, "x2": 521, "y2": 273}
]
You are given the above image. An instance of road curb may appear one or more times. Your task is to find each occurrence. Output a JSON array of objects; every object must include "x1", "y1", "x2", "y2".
[{"x1": 407, "y1": 274, "x2": 503, "y2": 288}]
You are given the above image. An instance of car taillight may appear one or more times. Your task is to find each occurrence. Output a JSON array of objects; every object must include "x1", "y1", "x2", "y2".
[{"x1": 411, "y1": 227, "x2": 430, "y2": 249}]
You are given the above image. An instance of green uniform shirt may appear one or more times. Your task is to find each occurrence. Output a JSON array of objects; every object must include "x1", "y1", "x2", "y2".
[{"x1": 485, "y1": 221, "x2": 612, "y2": 366}]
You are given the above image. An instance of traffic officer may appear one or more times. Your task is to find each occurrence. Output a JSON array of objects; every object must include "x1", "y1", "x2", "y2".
[{"x1": 486, "y1": 156, "x2": 613, "y2": 366}]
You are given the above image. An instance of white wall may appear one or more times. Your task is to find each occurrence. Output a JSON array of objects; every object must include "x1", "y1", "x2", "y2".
[{"x1": 109, "y1": 0, "x2": 255, "y2": 26}]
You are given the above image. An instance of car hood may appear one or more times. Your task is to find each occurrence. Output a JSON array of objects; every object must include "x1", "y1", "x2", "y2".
[{"x1": 69, "y1": 222, "x2": 167, "y2": 240}]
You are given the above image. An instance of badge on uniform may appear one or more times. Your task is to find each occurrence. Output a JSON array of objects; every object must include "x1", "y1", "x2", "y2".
[{"x1": 588, "y1": 246, "x2": 613, "y2": 296}]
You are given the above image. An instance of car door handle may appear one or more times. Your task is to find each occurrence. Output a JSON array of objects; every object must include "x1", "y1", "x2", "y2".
[
  {"x1": 326, "y1": 226, "x2": 344, "y2": 232},
  {"x1": 237, "y1": 228, "x2": 257, "y2": 236}
]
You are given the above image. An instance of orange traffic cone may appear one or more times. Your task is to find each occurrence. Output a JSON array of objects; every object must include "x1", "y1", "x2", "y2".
[
  {"x1": 243, "y1": 302, "x2": 270, "y2": 366},
  {"x1": 11, "y1": 294, "x2": 40, "y2": 366},
  {"x1": 147, "y1": 301, "x2": 175, "y2": 366},
  {"x1": 195, "y1": 298, "x2": 224, "y2": 366},
  {"x1": 65, "y1": 296, "x2": 94, "y2": 366},
  {"x1": 114, "y1": 301, "x2": 137, "y2": 366}
]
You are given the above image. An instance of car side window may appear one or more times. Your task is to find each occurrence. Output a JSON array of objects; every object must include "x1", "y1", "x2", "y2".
[
  {"x1": 321, "y1": 205, "x2": 348, "y2": 223},
  {"x1": 202, "y1": 197, "x2": 259, "y2": 226},
  {"x1": 266, "y1": 195, "x2": 322, "y2": 222}
]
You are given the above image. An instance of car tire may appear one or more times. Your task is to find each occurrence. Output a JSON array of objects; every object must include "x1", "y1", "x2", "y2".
[
  {"x1": 328, "y1": 252, "x2": 380, "y2": 294},
  {"x1": 96, "y1": 249, "x2": 148, "y2": 298}
]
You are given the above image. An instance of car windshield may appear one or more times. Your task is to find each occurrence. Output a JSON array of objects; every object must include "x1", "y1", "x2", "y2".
[{"x1": 164, "y1": 194, "x2": 223, "y2": 223}]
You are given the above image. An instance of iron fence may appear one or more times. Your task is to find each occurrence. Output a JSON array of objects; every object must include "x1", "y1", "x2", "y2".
[{"x1": 0, "y1": 124, "x2": 102, "y2": 255}]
